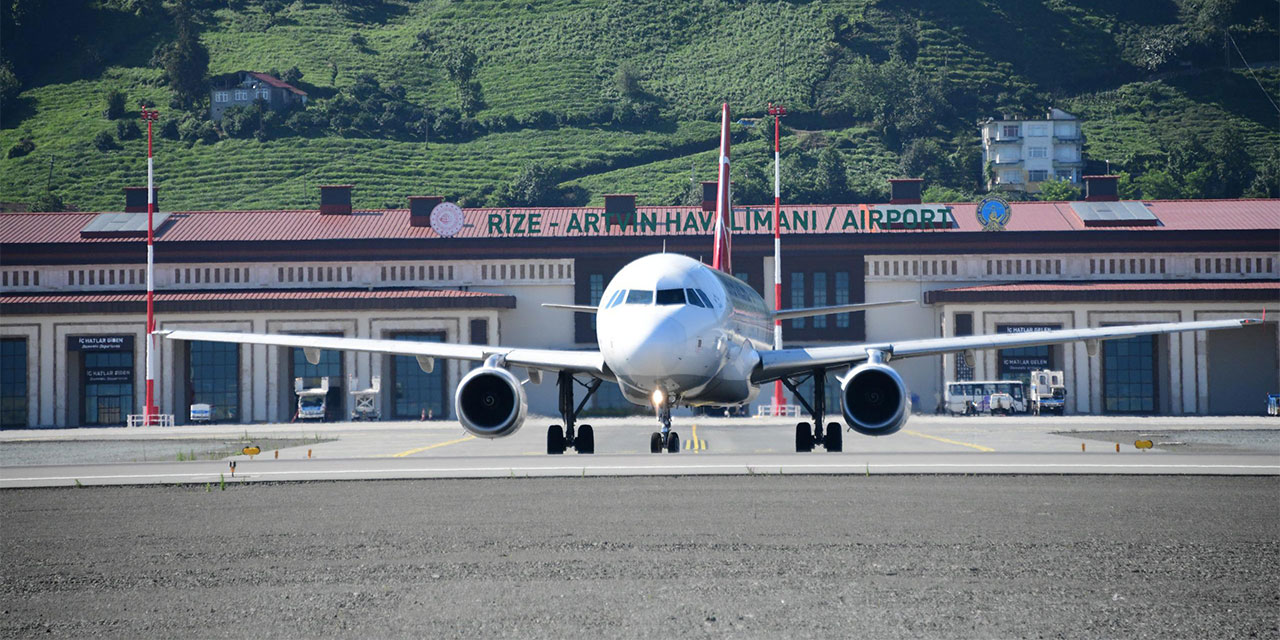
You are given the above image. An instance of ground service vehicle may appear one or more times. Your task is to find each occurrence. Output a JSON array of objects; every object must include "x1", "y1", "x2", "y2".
[
  {"x1": 945, "y1": 381, "x2": 1027, "y2": 415},
  {"x1": 1030, "y1": 370, "x2": 1068, "y2": 415},
  {"x1": 295, "y1": 377, "x2": 329, "y2": 421}
]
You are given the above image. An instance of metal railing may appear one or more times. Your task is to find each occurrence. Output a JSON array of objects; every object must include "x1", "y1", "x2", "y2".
[
  {"x1": 127, "y1": 414, "x2": 174, "y2": 427},
  {"x1": 756, "y1": 404, "x2": 801, "y2": 417}
]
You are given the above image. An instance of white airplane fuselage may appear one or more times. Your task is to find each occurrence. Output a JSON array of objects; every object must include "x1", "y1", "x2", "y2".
[{"x1": 596, "y1": 253, "x2": 772, "y2": 407}]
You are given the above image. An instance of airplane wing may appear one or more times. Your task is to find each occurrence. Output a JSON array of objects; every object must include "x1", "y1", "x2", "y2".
[
  {"x1": 159, "y1": 329, "x2": 608, "y2": 376},
  {"x1": 753, "y1": 317, "x2": 1260, "y2": 383},
  {"x1": 541, "y1": 303, "x2": 599, "y2": 314},
  {"x1": 771, "y1": 299, "x2": 914, "y2": 321}
]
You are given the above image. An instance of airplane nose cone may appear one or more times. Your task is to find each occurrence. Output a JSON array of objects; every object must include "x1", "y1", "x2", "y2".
[{"x1": 611, "y1": 316, "x2": 688, "y2": 377}]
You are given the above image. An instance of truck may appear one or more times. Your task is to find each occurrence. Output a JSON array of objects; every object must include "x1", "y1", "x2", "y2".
[
  {"x1": 295, "y1": 376, "x2": 330, "y2": 421},
  {"x1": 1029, "y1": 370, "x2": 1067, "y2": 416}
]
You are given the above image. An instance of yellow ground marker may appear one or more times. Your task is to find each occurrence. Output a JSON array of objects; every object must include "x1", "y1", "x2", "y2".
[
  {"x1": 902, "y1": 429, "x2": 994, "y2": 452},
  {"x1": 391, "y1": 435, "x2": 477, "y2": 458}
]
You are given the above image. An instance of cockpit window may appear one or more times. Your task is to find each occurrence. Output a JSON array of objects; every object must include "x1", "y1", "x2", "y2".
[
  {"x1": 625, "y1": 289, "x2": 653, "y2": 304},
  {"x1": 685, "y1": 288, "x2": 706, "y2": 308},
  {"x1": 605, "y1": 290, "x2": 625, "y2": 308},
  {"x1": 655, "y1": 288, "x2": 686, "y2": 305},
  {"x1": 694, "y1": 289, "x2": 714, "y2": 307}
]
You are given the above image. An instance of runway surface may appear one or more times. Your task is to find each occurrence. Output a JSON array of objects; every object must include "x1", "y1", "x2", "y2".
[
  {"x1": 3, "y1": 476, "x2": 1277, "y2": 638},
  {"x1": 2, "y1": 415, "x2": 1277, "y2": 487}
]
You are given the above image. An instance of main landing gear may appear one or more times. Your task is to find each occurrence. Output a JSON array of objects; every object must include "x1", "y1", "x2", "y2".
[
  {"x1": 547, "y1": 371, "x2": 602, "y2": 455},
  {"x1": 649, "y1": 397, "x2": 680, "y2": 453},
  {"x1": 781, "y1": 369, "x2": 843, "y2": 453}
]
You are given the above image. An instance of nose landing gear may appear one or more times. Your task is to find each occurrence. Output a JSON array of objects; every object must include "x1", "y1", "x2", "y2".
[
  {"x1": 546, "y1": 371, "x2": 602, "y2": 455},
  {"x1": 782, "y1": 369, "x2": 843, "y2": 453},
  {"x1": 649, "y1": 395, "x2": 679, "y2": 453}
]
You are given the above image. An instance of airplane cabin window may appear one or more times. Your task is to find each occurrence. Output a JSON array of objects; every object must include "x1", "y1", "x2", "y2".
[
  {"x1": 625, "y1": 289, "x2": 653, "y2": 304},
  {"x1": 685, "y1": 288, "x2": 706, "y2": 308},
  {"x1": 656, "y1": 288, "x2": 686, "y2": 305}
]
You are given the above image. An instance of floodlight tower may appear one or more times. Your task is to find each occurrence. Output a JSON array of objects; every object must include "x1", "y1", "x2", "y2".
[
  {"x1": 767, "y1": 102, "x2": 786, "y2": 414},
  {"x1": 140, "y1": 106, "x2": 160, "y2": 424}
]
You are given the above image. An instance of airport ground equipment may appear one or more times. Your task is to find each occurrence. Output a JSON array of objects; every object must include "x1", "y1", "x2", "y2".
[
  {"x1": 1268, "y1": 393, "x2": 1279, "y2": 416},
  {"x1": 189, "y1": 403, "x2": 212, "y2": 423},
  {"x1": 294, "y1": 377, "x2": 329, "y2": 421},
  {"x1": 1030, "y1": 370, "x2": 1068, "y2": 415},
  {"x1": 944, "y1": 380, "x2": 1028, "y2": 415},
  {"x1": 348, "y1": 374, "x2": 381, "y2": 421}
]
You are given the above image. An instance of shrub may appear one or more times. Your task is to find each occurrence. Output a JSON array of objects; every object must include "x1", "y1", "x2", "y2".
[
  {"x1": 93, "y1": 130, "x2": 118, "y2": 151},
  {"x1": 116, "y1": 119, "x2": 142, "y2": 140},
  {"x1": 7, "y1": 137, "x2": 35, "y2": 158},
  {"x1": 105, "y1": 88, "x2": 127, "y2": 119},
  {"x1": 159, "y1": 118, "x2": 180, "y2": 140}
]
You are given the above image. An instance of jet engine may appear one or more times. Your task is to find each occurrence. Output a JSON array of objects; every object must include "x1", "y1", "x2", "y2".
[
  {"x1": 454, "y1": 366, "x2": 527, "y2": 438},
  {"x1": 840, "y1": 362, "x2": 908, "y2": 436}
]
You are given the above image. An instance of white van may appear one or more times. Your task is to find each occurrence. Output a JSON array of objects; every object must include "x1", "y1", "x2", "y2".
[{"x1": 945, "y1": 380, "x2": 1027, "y2": 415}]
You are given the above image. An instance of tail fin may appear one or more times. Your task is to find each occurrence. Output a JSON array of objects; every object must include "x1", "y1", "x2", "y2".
[{"x1": 711, "y1": 102, "x2": 732, "y2": 273}]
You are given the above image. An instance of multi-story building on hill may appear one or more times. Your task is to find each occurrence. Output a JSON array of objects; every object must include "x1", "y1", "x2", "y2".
[
  {"x1": 209, "y1": 71, "x2": 308, "y2": 122},
  {"x1": 982, "y1": 108, "x2": 1085, "y2": 195}
]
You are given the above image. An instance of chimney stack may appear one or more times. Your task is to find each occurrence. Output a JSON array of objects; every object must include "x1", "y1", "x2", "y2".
[
  {"x1": 124, "y1": 186, "x2": 159, "y2": 213},
  {"x1": 319, "y1": 185, "x2": 353, "y2": 214},
  {"x1": 408, "y1": 196, "x2": 444, "y2": 227},
  {"x1": 889, "y1": 178, "x2": 923, "y2": 205},
  {"x1": 1083, "y1": 175, "x2": 1119, "y2": 202},
  {"x1": 603, "y1": 194, "x2": 636, "y2": 217},
  {"x1": 700, "y1": 181, "x2": 719, "y2": 212}
]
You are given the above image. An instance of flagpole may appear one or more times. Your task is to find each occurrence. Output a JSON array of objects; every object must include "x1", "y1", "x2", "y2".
[{"x1": 768, "y1": 103, "x2": 786, "y2": 414}]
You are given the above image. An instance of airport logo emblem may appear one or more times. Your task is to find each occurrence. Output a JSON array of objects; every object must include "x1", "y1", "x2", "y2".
[
  {"x1": 976, "y1": 197, "x2": 1012, "y2": 231},
  {"x1": 430, "y1": 202, "x2": 465, "y2": 237}
]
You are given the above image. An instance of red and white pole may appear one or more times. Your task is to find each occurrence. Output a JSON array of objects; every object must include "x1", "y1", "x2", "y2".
[
  {"x1": 768, "y1": 103, "x2": 786, "y2": 414},
  {"x1": 141, "y1": 106, "x2": 159, "y2": 424}
]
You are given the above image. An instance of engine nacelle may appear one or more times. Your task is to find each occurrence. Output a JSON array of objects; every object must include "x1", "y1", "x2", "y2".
[
  {"x1": 841, "y1": 362, "x2": 909, "y2": 436},
  {"x1": 454, "y1": 366, "x2": 527, "y2": 438}
]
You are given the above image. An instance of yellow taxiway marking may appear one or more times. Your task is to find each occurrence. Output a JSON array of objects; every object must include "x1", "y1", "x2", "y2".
[
  {"x1": 902, "y1": 430, "x2": 995, "y2": 452},
  {"x1": 683, "y1": 425, "x2": 708, "y2": 452},
  {"x1": 391, "y1": 435, "x2": 477, "y2": 458}
]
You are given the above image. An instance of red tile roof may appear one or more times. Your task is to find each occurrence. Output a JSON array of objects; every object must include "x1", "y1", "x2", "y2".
[
  {"x1": 934, "y1": 281, "x2": 1280, "y2": 293},
  {"x1": 245, "y1": 71, "x2": 307, "y2": 96},
  {"x1": 1, "y1": 288, "x2": 516, "y2": 314},
  {"x1": 1, "y1": 288, "x2": 509, "y2": 304},
  {"x1": 2, "y1": 200, "x2": 1276, "y2": 245}
]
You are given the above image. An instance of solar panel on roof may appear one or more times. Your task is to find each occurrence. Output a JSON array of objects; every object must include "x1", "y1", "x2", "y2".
[
  {"x1": 79, "y1": 211, "x2": 172, "y2": 237},
  {"x1": 1069, "y1": 201, "x2": 1159, "y2": 227}
]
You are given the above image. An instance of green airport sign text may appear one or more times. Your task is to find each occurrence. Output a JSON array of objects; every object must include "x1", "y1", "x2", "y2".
[{"x1": 483, "y1": 206, "x2": 955, "y2": 236}]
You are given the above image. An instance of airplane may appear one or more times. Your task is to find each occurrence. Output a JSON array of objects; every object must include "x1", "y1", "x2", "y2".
[{"x1": 160, "y1": 103, "x2": 1260, "y2": 455}]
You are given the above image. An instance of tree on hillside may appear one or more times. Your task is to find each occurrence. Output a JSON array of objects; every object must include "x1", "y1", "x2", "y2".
[
  {"x1": 1036, "y1": 179, "x2": 1080, "y2": 201},
  {"x1": 442, "y1": 44, "x2": 483, "y2": 116},
  {"x1": 104, "y1": 88, "x2": 126, "y2": 119},
  {"x1": 0, "y1": 62, "x2": 20, "y2": 118},
  {"x1": 1132, "y1": 170, "x2": 1183, "y2": 199},
  {"x1": 614, "y1": 62, "x2": 643, "y2": 98},
  {"x1": 815, "y1": 147, "x2": 849, "y2": 202},
  {"x1": 500, "y1": 163, "x2": 562, "y2": 207},
  {"x1": 150, "y1": 0, "x2": 208, "y2": 108},
  {"x1": 898, "y1": 138, "x2": 946, "y2": 186}
]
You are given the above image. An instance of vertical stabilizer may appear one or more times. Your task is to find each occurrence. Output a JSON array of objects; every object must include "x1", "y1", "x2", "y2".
[{"x1": 711, "y1": 103, "x2": 733, "y2": 273}]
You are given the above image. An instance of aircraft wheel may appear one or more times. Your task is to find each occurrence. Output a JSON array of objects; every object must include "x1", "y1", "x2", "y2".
[
  {"x1": 576, "y1": 424, "x2": 595, "y2": 454},
  {"x1": 650, "y1": 432, "x2": 664, "y2": 454},
  {"x1": 824, "y1": 422, "x2": 843, "y2": 452},
  {"x1": 547, "y1": 425, "x2": 566, "y2": 455},
  {"x1": 795, "y1": 422, "x2": 813, "y2": 452},
  {"x1": 666, "y1": 432, "x2": 680, "y2": 453}
]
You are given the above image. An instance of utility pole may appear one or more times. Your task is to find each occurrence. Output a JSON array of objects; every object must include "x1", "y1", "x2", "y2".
[
  {"x1": 140, "y1": 106, "x2": 160, "y2": 425},
  {"x1": 767, "y1": 102, "x2": 786, "y2": 414}
]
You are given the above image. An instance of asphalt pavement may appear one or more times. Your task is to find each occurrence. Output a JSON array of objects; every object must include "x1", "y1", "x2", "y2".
[{"x1": 2, "y1": 476, "x2": 1277, "y2": 638}]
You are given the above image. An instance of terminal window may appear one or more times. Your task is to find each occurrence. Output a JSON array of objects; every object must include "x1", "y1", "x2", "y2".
[
  {"x1": 1103, "y1": 335, "x2": 1157, "y2": 414},
  {"x1": 1, "y1": 338, "x2": 27, "y2": 427},
  {"x1": 188, "y1": 341, "x2": 239, "y2": 422},
  {"x1": 392, "y1": 333, "x2": 446, "y2": 420}
]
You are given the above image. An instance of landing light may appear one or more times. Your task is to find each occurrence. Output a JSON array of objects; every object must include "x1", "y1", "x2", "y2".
[{"x1": 652, "y1": 388, "x2": 665, "y2": 407}]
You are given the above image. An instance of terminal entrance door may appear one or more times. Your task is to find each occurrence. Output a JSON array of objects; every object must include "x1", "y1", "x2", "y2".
[
  {"x1": 1102, "y1": 335, "x2": 1158, "y2": 414},
  {"x1": 83, "y1": 350, "x2": 134, "y2": 426},
  {"x1": 391, "y1": 332, "x2": 446, "y2": 419}
]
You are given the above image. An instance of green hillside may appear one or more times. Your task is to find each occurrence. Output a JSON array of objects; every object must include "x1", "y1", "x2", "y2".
[{"x1": 1, "y1": 0, "x2": 1276, "y2": 212}]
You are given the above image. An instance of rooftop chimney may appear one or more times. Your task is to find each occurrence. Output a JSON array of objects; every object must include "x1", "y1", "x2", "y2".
[
  {"x1": 700, "y1": 181, "x2": 719, "y2": 212},
  {"x1": 319, "y1": 185, "x2": 353, "y2": 215},
  {"x1": 889, "y1": 178, "x2": 923, "y2": 205},
  {"x1": 124, "y1": 187, "x2": 158, "y2": 213},
  {"x1": 408, "y1": 196, "x2": 444, "y2": 227},
  {"x1": 1083, "y1": 175, "x2": 1119, "y2": 202},
  {"x1": 603, "y1": 194, "x2": 636, "y2": 217}
]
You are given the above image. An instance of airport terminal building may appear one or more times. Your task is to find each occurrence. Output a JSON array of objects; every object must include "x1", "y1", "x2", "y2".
[{"x1": 2, "y1": 178, "x2": 1277, "y2": 428}]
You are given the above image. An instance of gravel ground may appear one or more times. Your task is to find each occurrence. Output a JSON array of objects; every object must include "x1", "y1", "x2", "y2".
[
  {"x1": 0, "y1": 438, "x2": 333, "y2": 466},
  {"x1": 2, "y1": 476, "x2": 1277, "y2": 639}
]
